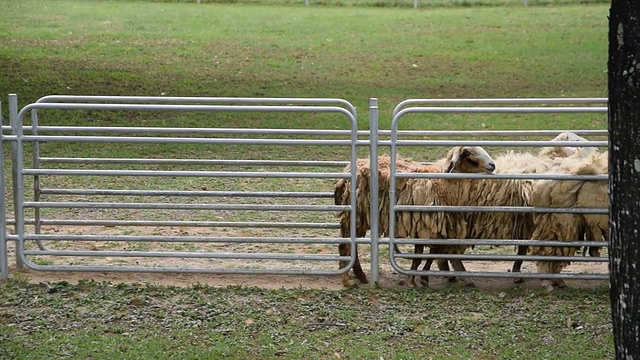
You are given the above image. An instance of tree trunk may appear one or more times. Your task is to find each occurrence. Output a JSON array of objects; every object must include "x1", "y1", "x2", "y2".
[{"x1": 608, "y1": 1, "x2": 640, "y2": 358}]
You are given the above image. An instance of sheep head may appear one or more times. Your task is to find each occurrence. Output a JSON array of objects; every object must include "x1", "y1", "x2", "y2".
[
  {"x1": 444, "y1": 146, "x2": 496, "y2": 174},
  {"x1": 539, "y1": 132, "x2": 600, "y2": 158}
]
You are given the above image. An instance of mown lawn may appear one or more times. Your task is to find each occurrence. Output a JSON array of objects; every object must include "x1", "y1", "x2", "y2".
[
  {"x1": 0, "y1": 278, "x2": 614, "y2": 359},
  {"x1": 0, "y1": 1, "x2": 613, "y2": 358}
]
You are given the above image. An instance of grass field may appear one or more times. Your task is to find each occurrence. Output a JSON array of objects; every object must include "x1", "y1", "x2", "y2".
[{"x1": 0, "y1": 0, "x2": 613, "y2": 359}]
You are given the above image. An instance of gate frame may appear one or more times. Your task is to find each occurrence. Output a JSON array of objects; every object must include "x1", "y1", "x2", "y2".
[
  {"x1": 3, "y1": 94, "x2": 361, "y2": 279},
  {"x1": 0, "y1": 101, "x2": 6, "y2": 280},
  {"x1": 381, "y1": 98, "x2": 609, "y2": 283},
  {"x1": 1, "y1": 95, "x2": 612, "y2": 285}
]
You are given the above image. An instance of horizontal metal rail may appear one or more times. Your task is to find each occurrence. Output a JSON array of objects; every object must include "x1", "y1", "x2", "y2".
[
  {"x1": 3, "y1": 226, "x2": 372, "y2": 242},
  {"x1": 13, "y1": 262, "x2": 351, "y2": 275},
  {"x1": 394, "y1": 172, "x2": 608, "y2": 181},
  {"x1": 394, "y1": 253, "x2": 607, "y2": 262},
  {"x1": 39, "y1": 158, "x2": 347, "y2": 167},
  {"x1": 39, "y1": 188, "x2": 334, "y2": 198},
  {"x1": 389, "y1": 238, "x2": 607, "y2": 247},
  {"x1": 6, "y1": 126, "x2": 609, "y2": 139},
  {"x1": 401, "y1": 270, "x2": 608, "y2": 280},
  {"x1": 18, "y1": 219, "x2": 340, "y2": 229},
  {"x1": 394, "y1": 107, "x2": 607, "y2": 121},
  {"x1": 23, "y1": 234, "x2": 348, "y2": 244},
  {"x1": 23, "y1": 201, "x2": 348, "y2": 211},
  {"x1": 11, "y1": 135, "x2": 353, "y2": 146},
  {"x1": 24, "y1": 250, "x2": 345, "y2": 261},
  {"x1": 393, "y1": 139, "x2": 608, "y2": 147},
  {"x1": 17, "y1": 104, "x2": 358, "y2": 125},
  {"x1": 393, "y1": 205, "x2": 608, "y2": 214},
  {"x1": 392, "y1": 97, "x2": 607, "y2": 117},
  {"x1": 22, "y1": 169, "x2": 347, "y2": 178},
  {"x1": 34, "y1": 95, "x2": 358, "y2": 118}
]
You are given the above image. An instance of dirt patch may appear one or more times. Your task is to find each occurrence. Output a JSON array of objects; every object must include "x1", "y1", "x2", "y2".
[
  {"x1": 11, "y1": 266, "x2": 609, "y2": 291},
  {"x1": 5, "y1": 230, "x2": 609, "y2": 291}
]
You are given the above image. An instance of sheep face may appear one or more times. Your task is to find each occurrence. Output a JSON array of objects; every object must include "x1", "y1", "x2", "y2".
[{"x1": 445, "y1": 146, "x2": 496, "y2": 174}]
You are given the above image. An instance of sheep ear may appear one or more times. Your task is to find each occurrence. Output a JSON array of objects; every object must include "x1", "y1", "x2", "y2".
[{"x1": 445, "y1": 150, "x2": 461, "y2": 173}]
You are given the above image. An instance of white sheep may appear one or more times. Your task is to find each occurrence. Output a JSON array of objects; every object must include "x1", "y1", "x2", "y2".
[
  {"x1": 408, "y1": 132, "x2": 601, "y2": 287},
  {"x1": 398, "y1": 159, "x2": 532, "y2": 287},
  {"x1": 529, "y1": 150, "x2": 608, "y2": 291},
  {"x1": 496, "y1": 132, "x2": 602, "y2": 278}
]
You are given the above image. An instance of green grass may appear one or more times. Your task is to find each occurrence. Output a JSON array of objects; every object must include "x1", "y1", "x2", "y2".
[
  {"x1": 0, "y1": 0, "x2": 608, "y2": 165},
  {"x1": 0, "y1": 0, "x2": 609, "y2": 238},
  {"x1": 0, "y1": 2, "x2": 612, "y2": 357},
  {"x1": 83, "y1": 0, "x2": 610, "y2": 8},
  {"x1": 0, "y1": 1, "x2": 607, "y2": 114},
  {"x1": 0, "y1": 1, "x2": 609, "y2": 232},
  {"x1": 0, "y1": 278, "x2": 614, "y2": 359}
]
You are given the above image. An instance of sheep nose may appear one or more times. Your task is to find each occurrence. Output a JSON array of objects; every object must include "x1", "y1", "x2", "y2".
[{"x1": 486, "y1": 163, "x2": 496, "y2": 172}]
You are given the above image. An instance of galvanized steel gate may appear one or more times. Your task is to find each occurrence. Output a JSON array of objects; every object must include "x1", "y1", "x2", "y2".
[
  {"x1": 385, "y1": 98, "x2": 609, "y2": 284},
  {"x1": 1, "y1": 95, "x2": 610, "y2": 285},
  {"x1": 1, "y1": 94, "x2": 360, "y2": 280}
]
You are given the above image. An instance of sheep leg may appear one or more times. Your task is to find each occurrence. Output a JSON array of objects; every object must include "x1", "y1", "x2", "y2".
[
  {"x1": 339, "y1": 243, "x2": 368, "y2": 287},
  {"x1": 511, "y1": 245, "x2": 529, "y2": 283},
  {"x1": 352, "y1": 245, "x2": 368, "y2": 284},
  {"x1": 416, "y1": 255, "x2": 453, "y2": 287},
  {"x1": 435, "y1": 259, "x2": 458, "y2": 283},
  {"x1": 418, "y1": 257, "x2": 433, "y2": 287},
  {"x1": 538, "y1": 259, "x2": 568, "y2": 292},
  {"x1": 449, "y1": 259, "x2": 475, "y2": 287},
  {"x1": 338, "y1": 243, "x2": 353, "y2": 287},
  {"x1": 409, "y1": 244, "x2": 425, "y2": 287}
]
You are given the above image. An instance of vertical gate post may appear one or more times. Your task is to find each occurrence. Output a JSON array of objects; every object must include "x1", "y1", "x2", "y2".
[
  {"x1": 8, "y1": 94, "x2": 24, "y2": 269},
  {"x1": 0, "y1": 101, "x2": 7, "y2": 280},
  {"x1": 369, "y1": 98, "x2": 380, "y2": 285}
]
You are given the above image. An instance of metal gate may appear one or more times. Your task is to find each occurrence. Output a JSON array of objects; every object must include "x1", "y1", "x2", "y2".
[
  {"x1": 1, "y1": 95, "x2": 610, "y2": 286},
  {"x1": 386, "y1": 98, "x2": 609, "y2": 284},
  {"x1": 1, "y1": 94, "x2": 360, "y2": 279}
]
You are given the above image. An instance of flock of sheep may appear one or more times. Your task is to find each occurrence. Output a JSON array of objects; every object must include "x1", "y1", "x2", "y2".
[{"x1": 334, "y1": 132, "x2": 608, "y2": 291}]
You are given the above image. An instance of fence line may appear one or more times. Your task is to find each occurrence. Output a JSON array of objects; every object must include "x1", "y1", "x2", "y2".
[{"x1": 0, "y1": 95, "x2": 610, "y2": 289}]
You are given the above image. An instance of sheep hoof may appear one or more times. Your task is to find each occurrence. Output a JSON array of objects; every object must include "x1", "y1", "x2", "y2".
[
  {"x1": 419, "y1": 277, "x2": 430, "y2": 288},
  {"x1": 541, "y1": 279, "x2": 566, "y2": 292},
  {"x1": 407, "y1": 276, "x2": 422, "y2": 288},
  {"x1": 357, "y1": 275, "x2": 369, "y2": 285},
  {"x1": 341, "y1": 276, "x2": 359, "y2": 288},
  {"x1": 458, "y1": 279, "x2": 475, "y2": 288}
]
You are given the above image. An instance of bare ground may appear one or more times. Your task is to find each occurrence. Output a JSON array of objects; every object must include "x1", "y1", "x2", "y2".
[{"x1": 4, "y1": 227, "x2": 609, "y2": 291}]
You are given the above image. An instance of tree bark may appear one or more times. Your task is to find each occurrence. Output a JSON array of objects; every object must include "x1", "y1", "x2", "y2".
[{"x1": 608, "y1": 1, "x2": 640, "y2": 358}]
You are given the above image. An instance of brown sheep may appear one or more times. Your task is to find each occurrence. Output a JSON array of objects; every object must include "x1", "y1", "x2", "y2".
[
  {"x1": 407, "y1": 132, "x2": 600, "y2": 287},
  {"x1": 400, "y1": 162, "x2": 530, "y2": 287},
  {"x1": 334, "y1": 146, "x2": 496, "y2": 287}
]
